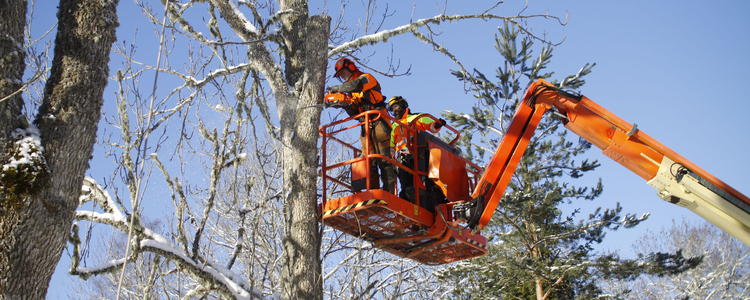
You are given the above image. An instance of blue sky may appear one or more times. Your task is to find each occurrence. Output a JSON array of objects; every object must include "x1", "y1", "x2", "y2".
[
  {"x1": 354, "y1": 0, "x2": 750, "y2": 252},
  {"x1": 39, "y1": 0, "x2": 750, "y2": 297}
]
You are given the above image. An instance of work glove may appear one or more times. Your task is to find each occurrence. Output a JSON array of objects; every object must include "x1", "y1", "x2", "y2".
[
  {"x1": 396, "y1": 148, "x2": 412, "y2": 165},
  {"x1": 325, "y1": 86, "x2": 333, "y2": 93},
  {"x1": 435, "y1": 118, "x2": 446, "y2": 129}
]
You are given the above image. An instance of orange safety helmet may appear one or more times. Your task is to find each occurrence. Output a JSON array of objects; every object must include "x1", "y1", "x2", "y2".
[{"x1": 334, "y1": 57, "x2": 358, "y2": 78}]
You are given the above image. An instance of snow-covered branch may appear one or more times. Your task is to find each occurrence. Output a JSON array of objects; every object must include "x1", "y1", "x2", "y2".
[
  {"x1": 79, "y1": 177, "x2": 127, "y2": 223},
  {"x1": 329, "y1": 11, "x2": 564, "y2": 58},
  {"x1": 140, "y1": 239, "x2": 263, "y2": 299},
  {"x1": 1, "y1": 125, "x2": 47, "y2": 206},
  {"x1": 208, "y1": 0, "x2": 291, "y2": 95},
  {"x1": 72, "y1": 177, "x2": 264, "y2": 299}
]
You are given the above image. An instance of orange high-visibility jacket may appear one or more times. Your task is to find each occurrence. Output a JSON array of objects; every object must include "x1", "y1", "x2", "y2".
[
  {"x1": 329, "y1": 73, "x2": 384, "y2": 111},
  {"x1": 390, "y1": 108, "x2": 440, "y2": 156}
]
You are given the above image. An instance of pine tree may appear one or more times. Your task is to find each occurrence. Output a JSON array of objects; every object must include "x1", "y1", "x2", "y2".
[{"x1": 435, "y1": 22, "x2": 701, "y2": 300}]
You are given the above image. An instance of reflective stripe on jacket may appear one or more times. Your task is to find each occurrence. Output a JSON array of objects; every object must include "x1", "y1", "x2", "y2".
[{"x1": 390, "y1": 108, "x2": 439, "y2": 156}]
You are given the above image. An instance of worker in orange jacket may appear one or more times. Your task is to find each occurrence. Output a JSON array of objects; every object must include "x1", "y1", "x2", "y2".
[
  {"x1": 387, "y1": 96, "x2": 446, "y2": 211},
  {"x1": 327, "y1": 58, "x2": 395, "y2": 193}
]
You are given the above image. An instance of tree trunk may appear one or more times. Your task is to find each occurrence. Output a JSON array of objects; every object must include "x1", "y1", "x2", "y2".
[
  {"x1": 0, "y1": 0, "x2": 117, "y2": 298},
  {"x1": 0, "y1": 0, "x2": 30, "y2": 295},
  {"x1": 0, "y1": 0, "x2": 27, "y2": 141},
  {"x1": 278, "y1": 7, "x2": 330, "y2": 299},
  {"x1": 535, "y1": 277, "x2": 544, "y2": 300}
]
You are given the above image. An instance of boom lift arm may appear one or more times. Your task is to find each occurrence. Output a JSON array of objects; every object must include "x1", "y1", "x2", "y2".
[
  {"x1": 318, "y1": 79, "x2": 750, "y2": 265},
  {"x1": 454, "y1": 79, "x2": 750, "y2": 246}
]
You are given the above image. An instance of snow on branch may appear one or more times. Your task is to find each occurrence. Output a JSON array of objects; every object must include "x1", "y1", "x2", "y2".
[
  {"x1": 72, "y1": 177, "x2": 264, "y2": 299},
  {"x1": 328, "y1": 12, "x2": 564, "y2": 57},
  {"x1": 74, "y1": 257, "x2": 127, "y2": 275},
  {"x1": 209, "y1": 0, "x2": 290, "y2": 98},
  {"x1": 1, "y1": 125, "x2": 48, "y2": 207},
  {"x1": 140, "y1": 239, "x2": 264, "y2": 299},
  {"x1": 79, "y1": 177, "x2": 127, "y2": 223},
  {"x1": 163, "y1": 0, "x2": 257, "y2": 43},
  {"x1": 221, "y1": 0, "x2": 259, "y2": 36},
  {"x1": 110, "y1": 60, "x2": 255, "y2": 146},
  {"x1": 158, "y1": 0, "x2": 290, "y2": 98},
  {"x1": 187, "y1": 62, "x2": 255, "y2": 88}
]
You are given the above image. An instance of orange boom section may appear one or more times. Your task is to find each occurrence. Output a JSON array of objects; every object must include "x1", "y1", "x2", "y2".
[
  {"x1": 318, "y1": 109, "x2": 487, "y2": 265},
  {"x1": 463, "y1": 80, "x2": 750, "y2": 245},
  {"x1": 319, "y1": 80, "x2": 750, "y2": 265}
]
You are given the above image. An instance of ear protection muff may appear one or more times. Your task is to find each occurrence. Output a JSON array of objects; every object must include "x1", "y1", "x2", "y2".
[{"x1": 335, "y1": 58, "x2": 358, "y2": 77}]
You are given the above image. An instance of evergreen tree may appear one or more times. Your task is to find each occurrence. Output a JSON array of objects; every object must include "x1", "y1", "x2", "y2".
[{"x1": 435, "y1": 22, "x2": 701, "y2": 300}]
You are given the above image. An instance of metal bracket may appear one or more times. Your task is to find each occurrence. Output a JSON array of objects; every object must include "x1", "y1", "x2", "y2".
[{"x1": 627, "y1": 123, "x2": 638, "y2": 137}]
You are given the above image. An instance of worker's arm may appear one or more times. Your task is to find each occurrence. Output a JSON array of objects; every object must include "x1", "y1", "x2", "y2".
[
  {"x1": 414, "y1": 116, "x2": 446, "y2": 133},
  {"x1": 329, "y1": 74, "x2": 369, "y2": 93}
]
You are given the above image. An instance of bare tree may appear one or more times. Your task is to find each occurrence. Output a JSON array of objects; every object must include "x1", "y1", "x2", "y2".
[
  {"x1": 321, "y1": 230, "x2": 453, "y2": 299},
  {"x1": 600, "y1": 219, "x2": 750, "y2": 299},
  {"x1": 0, "y1": 0, "x2": 118, "y2": 298}
]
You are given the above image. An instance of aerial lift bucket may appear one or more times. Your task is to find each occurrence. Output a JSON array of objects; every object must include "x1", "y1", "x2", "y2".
[{"x1": 318, "y1": 110, "x2": 487, "y2": 265}]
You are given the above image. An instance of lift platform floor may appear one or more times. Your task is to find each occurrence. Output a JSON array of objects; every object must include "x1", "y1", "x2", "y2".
[{"x1": 321, "y1": 189, "x2": 487, "y2": 265}]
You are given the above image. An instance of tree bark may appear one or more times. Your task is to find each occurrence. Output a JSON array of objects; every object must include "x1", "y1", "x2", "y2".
[
  {"x1": 536, "y1": 277, "x2": 544, "y2": 300},
  {"x1": 0, "y1": 0, "x2": 30, "y2": 296},
  {"x1": 0, "y1": 0, "x2": 118, "y2": 298},
  {"x1": 0, "y1": 0, "x2": 27, "y2": 141},
  {"x1": 278, "y1": 5, "x2": 330, "y2": 300}
]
